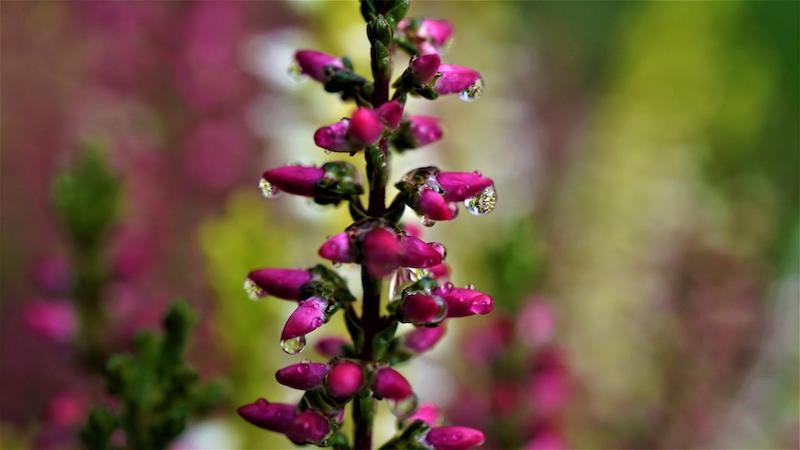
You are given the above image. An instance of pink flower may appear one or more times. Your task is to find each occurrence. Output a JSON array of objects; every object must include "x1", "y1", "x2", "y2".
[
  {"x1": 406, "y1": 403, "x2": 440, "y2": 426},
  {"x1": 524, "y1": 425, "x2": 567, "y2": 450},
  {"x1": 411, "y1": 53, "x2": 441, "y2": 83},
  {"x1": 425, "y1": 426, "x2": 485, "y2": 450},
  {"x1": 373, "y1": 367, "x2": 413, "y2": 400},
  {"x1": 418, "y1": 189, "x2": 455, "y2": 221},
  {"x1": 47, "y1": 391, "x2": 87, "y2": 427},
  {"x1": 400, "y1": 293, "x2": 445, "y2": 324},
  {"x1": 428, "y1": 263, "x2": 450, "y2": 280},
  {"x1": 418, "y1": 19, "x2": 454, "y2": 48},
  {"x1": 275, "y1": 362, "x2": 330, "y2": 390},
  {"x1": 437, "y1": 171, "x2": 494, "y2": 202},
  {"x1": 326, "y1": 361, "x2": 363, "y2": 399},
  {"x1": 22, "y1": 299, "x2": 76, "y2": 343},
  {"x1": 31, "y1": 255, "x2": 71, "y2": 296},
  {"x1": 402, "y1": 324, "x2": 446, "y2": 353},
  {"x1": 408, "y1": 116, "x2": 444, "y2": 148},
  {"x1": 516, "y1": 299, "x2": 556, "y2": 347},
  {"x1": 434, "y1": 64, "x2": 482, "y2": 95},
  {"x1": 262, "y1": 166, "x2": 325, "y2": 197},
  {"x1": 314, "y1": 120, "x2": 353, "y2": 152},
  {"x1": 529, "y1": 348, "x2": 570, "y2": 418},
  {"x1": 238, "y1": 399, "x2": 297, "y2": 433},
  {"x1": 318, "y1": 232, "x2": 355, "y2": 263},
  {"x1": 363, "y1": 228, "x2": 400, "y2": 278},
  {"x1": 281, "y1": 297, "x2": 327, "y2": 340},
  {"x1": 433, "y1": 287, "x2": 493, "y2": 317},
  {"x1": 246, "y1": 268, "x2": 312, "y2": 300},
  {"x1": 399, "y1": 235, "x2": 444, "y2": 268},
  {"x1": 348, "y1": 108, "x2": 383, "y2": 146},
  {"x1": 376, "y1": 100, "x2": 404, "y2": 129},
  {"x1": 287, "y1": 410, "x2": 330, "y2": 444},
  {"x1": 315, "y1": 336, "x2": 347, "y2": 358},
  {"x1": 295, "y1": 50, "x2": 344, "y2": 82}
]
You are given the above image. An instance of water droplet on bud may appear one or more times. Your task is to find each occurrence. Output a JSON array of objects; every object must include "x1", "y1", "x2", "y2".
[
  {"x1": 280, "y1": 335, "x2": 307, "y2": 355},
  {"x1": 465, "y1": 283, "x2": 476, "y2": 290},
  {"x1": 388, "y1": 394, "x2": 418, "y2": 420},
  {"x1": 287, "y1": 60, "x2": 304, "y2": 82},
  {"x1": 259, "y1": 178, "x2": 280, "y2": 199},
  {"x1": 243, "y1": 278, "x2": 265, "y2": 300},
  {"x1": 458, "y1": 77, "x2": 484, "y2": 102},
  {"x1": 420, "y1": 216, "x2": 435, "y2": 227},
  {"x1": 469, "y1": 295, "x2": 493, "y2": 315},
  {"x1": 441, "y1": 281, "x2": 454, "y2": 293},
  {"x1": 464, "y1": 186, "x2": 496, "y2": 215}
]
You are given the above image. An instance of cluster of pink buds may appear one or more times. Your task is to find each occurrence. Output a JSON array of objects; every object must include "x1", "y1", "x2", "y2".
[{"x1": 239, "y1": 1, "x2": 494, "y2": 449}]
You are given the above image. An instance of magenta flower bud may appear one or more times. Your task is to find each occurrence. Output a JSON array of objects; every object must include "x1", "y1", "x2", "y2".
[
  {"x1": 400, "y1": 293, "x2": 445, "y2": 324},
  {"x1": 363, "y1": 228, "x2": 400, "y2": 278},
  {"x1": 434, "y1": 64, "x2": 482, "y2": 95},
  {"x1": 47, "y1": 391, "x2": 87, "y2": 427},
  {"x1": 433, "y1": 287, "x2": 494, "y2": 317},
  {"x1": 275, "y1": 362, "x2": 330, "y2": 390},
  {"x1": 425, "y1": 426, "x2": 485, "y2": 450},
  {"x1": 318, "y1": 232, "x2": 355, "y2": 263},
  {"x1": 405, "y1": 403, "x2": 440, "y2": 426},
  {"x1": 437, "y1": 171, "x2": 494, "y2": 202},
  {"x1": 22, "y1": 299, "x2": 76, "y2": 343},
  {"x1": 262, "y1": 166, "x2": 325, "y2": 197},
  {"x1": 409, "y1": 116, "x2": 443, "y2": 147},
  {"x1": 246, "y1": 268, "x2": 312, "y2": 300},
  {"x1": 418, "y1": 189, "x2": 455, "y2": 221},
  {"x1": 237, "y1": 398, "x2": 297, "y2": 433},
  {"x1": 399, "y1": 235, "x2": 444, "y2": 268},
  {"x1": 411, "y1": 53, "x2": 441, "y2": 84},
  {"x1": 418, "y1": 19, "x2": 454, "y2": 48},
  {"x1": 315, "y1": 336, "x2": 347, "y2": 358},
  {"x1": 403, "y1": 223, "x2": 424, "y2": 238},
  {"x1": 373, "y1": 367, "x2": 413, "y2": 400},
  {"x1": 286, "y1": 410, "x2": 330, "y2": 444},
  {"x1": 281, "y1": 297, "x2": 327, "y2": 340},
  {"x1": 314, "y1": 120, "x2": 354, "y2": 153},
  {"x1": 428, "y1": 263, "x2": 450, "y2": 280},
  {"x1": 326, "y1": 361, "x2": 363, "y2": 399},
  {"x1": 294, "y1": 50, "x2": 344, "y2": 82},
  {"x1": 403, "y1": 324, "x2": 446, "y2": 353},
  {"x1": 347, "y1": 107, "x2": 383, "y2": 146},
  {"x1": 376, "y1": 100, "x2": 404, "y2": 129}
]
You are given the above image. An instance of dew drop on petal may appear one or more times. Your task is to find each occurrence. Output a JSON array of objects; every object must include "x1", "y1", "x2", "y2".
[
  {"x1": 469, "y1": 295, "x2": 493, "y2": 315},
  {"x1": 297, "y1": 363, "x2": 309, "y2": 373},
  {"x1": 280, "y1": 335, "x2": 307, "y2": 355},
  {"x1": 259, "y1": 178, "x2": 280, "y2": 199},
  {"x1": 458, "y1": 77, "x2": 484, "y2": 102},
  {"x1": 464, "y1": 186, "x2": 496, "y2": 216},
  {"x1": 287, "y1": 60, "x2": 304, "y2": 82},
  {"x1": 420, "y1": 216, "x2": 436, "y2": 227},
  {"x1": 389, "y1": 393, "x2": 418, "y2": 420},
  {"x1": 465, "y1": 283, "x2": 476, "y2": 290},
  {"x1": 440, "y1": 281, "x2": 454, "y2": 293},
  {"x1": 243, "y1": 278, "x2": 265, "y2": 300}
]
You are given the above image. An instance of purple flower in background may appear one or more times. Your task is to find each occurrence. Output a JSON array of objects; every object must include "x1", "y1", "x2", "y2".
[
  {"x1": 22, "y1": 299, "x2": 77, "y2": 343},
  {"x1": 403, "y1": 324, "x2": 446, "y2": 353},
  {"x1": 315, "y1": 336, "x2": 347, "y2": 358},
  {"x1": 318, "y1": 232, "x2": 355, "y2": 264},
  {"x1": 182, "y1": 118, "x2": 250, "y2": 192},
  {"x1": 31, "y1": 255, "x2": 71, "y2": 296},
  {"x1": 406, "y1": 403, "x2": 440, "y2": 426}
]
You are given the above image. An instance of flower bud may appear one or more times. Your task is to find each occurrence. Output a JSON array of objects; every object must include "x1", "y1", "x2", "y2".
[
  {"x1": 246, "y1": 268, "x2": 312, "y2": 300},
  {"x1": 411, "y1": 53, "x2": 441, "y2": 84},
  {"x1": 405, "y1": 403, "x2": 440, "y2": 426},
  {"x1": 403, "y1": 324, "x2": 446, "y2": 353},
  {"x1": 524, "y1": 425, "x2": 567, "y2": 450},
  {"x1": 275, "y1": 362, "x2": 329, "y2": 390},
  {"x1": 326, "y1": 361, "x2": 363, "y2": 399},
  {"x1": 373, "y1": 367, "x2": 413, "y2": 400},
  {"x1": 315, "y1": 336, "x2": 347, "y2": 358},
  {"x1": 393, "y1": 116, "x2": 444, "y2": 151},
  {"x1": 425, "y1": 426, "x2": 485, "y2": 450},
  {"x1": 22, "y1": 299, "x2": 76, "y2": 343},
  {"x1": 262, "y1": 166, "x2": 325, "y2": 197},
  {"x1": 348, "y1": 107, "x2": 383, "y2": 146},
  {"x1": 399, "y1": 293, "x2": 445, "y2": 324},
  {"x1": 433, "y1": 287, "x2": 494, "y2": 317},
  {"x1": 286, "y1": 410, "x2": 330, "y2": 444},
  {"x1": 47, "y1": 391, "x2": 87, "y2": 427},
  {"x1": 237, "y1": 398, "x2": 297, "y2": 433},
  {"x1": 281, "y1": 297, "x2": 327, "y2": 340},
  {"x1": 318, "y1": 232, "x2": 355, "y2": 263},
  {"x1": 428, "y1": 263, "x2": 450, "y2": 280},
  {"x1": 437, "y1": 171, "x2": 494, "y2": 202},
  {"x1": 363, "y1": 228, "x2": 400, "y2": 278},
  {"x1": 314, "y1": 120, "x2": 354, "y2": 153},
  {"x1": 399, "y1": 235, "x2": 444, "y2": 268},
  {"x1": 376, "y1": 100, "x2": 404, "y2": 129},
  {"x1": 294, "y1": 50, "x2": 344, "y2": 82},
  {"x1": 418, "y1": 189, "x2": 455, "y2": 221},
  {"x1": 398, "y1": 18, "x2": 453, "y2": 53},
  {"x1": 434, "y1": 64, "x2": 482, "y2": 95}
]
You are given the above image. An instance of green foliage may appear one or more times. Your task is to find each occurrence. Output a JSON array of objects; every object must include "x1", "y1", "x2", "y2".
[
  {"x1": 485, "y1": 219, "x2": 542, "y2": 310},
  {"x1": 81, "y1": 301, "x2": 224, "y2": 450}
]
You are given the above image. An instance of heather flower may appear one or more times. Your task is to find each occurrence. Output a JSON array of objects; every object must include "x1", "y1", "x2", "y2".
[
  {"x1": 398, "y1": 18, "x2": 454, "y2": 54},
  {"x1": 437, "y1": 171, "x2": 494, "y2": 202},
  {"x1": 418, "y1": 189, "x2": 456, "y2": 221},
  {"x1": 376, "y1": 100, "x2": 404, "y2": 129},
  {"x1": 315, "y1": 336, "x2": 347, "y2": 358},
  {"x1": 399, "y1": 235, "x2": 445, "y2": 268},
  {"x1": 392, "y1": 116, "x2": 444, "y2": 151},
  {"x1": 363, "y1": 227, "x2": 401, "y2": 277},
  {"x1": 434, "y1": 64, "x2": 482, "y2": 95},
  {"x1": 425, "y1": 426, "x2": 485, "y2": 450},
  {"x1": 245, "y1": 268, "x2": 312, "y2": 301},
  {"x1": 372, "y1": 367, "x2": 413, "y2": 400},
  {"x1": 46, "y1": 391, "x2": 87, "y2": 427},
  {"x1": 406, "y1": 403, "x2": 440, "y2": 426},
  {"x1": 287, "y1": 410, "x2": 331, "y2": 444},
  {"x1": 411, "y1": 53, "x2": 441, "y2": 83},
  {"x1": 281, "y1": 297, "x2": 328, "y2": 340},
  {"x1": 516, "y1": 299, "x2": 556, "y2": 347},
  {"x1": 318, "y1": 232, "x2": 355, "y2": 263},
  {"x1": 314, "y1": 120, "x2": 353, "y2": 152},
  {"x1": 428, "y1": 263, "x2": 450, "y2": 280},
  {"x1": 433, "y1": 286, "x2": 494, "y2": 317},
  {"x1": 22, "y1": 299, "x2": 77, "y2": 343},
  {"x1": 295, "y1": 50, "x2": 344, "y2": 82},
  {"x1": 399, "y1": 293, "x2": 446, "y2": 324},
  {"x1": 348, "y1": 107, "x2": 383, "y2": 146},
  {"x1": 237, "y1": 399, "x2": 297, "y2": 433},
  {"x1": 524, "y1": 424, "x2": 567, "y2": 450},
  {"x1": 403, "y1": 324, "x2": 446, "y2": 353},
  {"x1": 262, "y1": 166, "x2": 325, "y2": 197},
  {"x1": 326, "y1": 361, "x2": 363, "y2": 399},
  {"x1": 275, "y1": 362, "x2": 329, "y2": 390}
]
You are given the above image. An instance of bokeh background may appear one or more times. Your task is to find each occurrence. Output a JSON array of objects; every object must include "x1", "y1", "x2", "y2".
[{"x1": 1, "y1": 1, "x2": 798, "y2": 449}]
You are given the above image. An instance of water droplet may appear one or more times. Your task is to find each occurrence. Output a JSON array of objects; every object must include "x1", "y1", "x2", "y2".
[
  {"x1": 332, "y1": 261, "x2": 343, "y2": 268},
  {"x1": 448, "y1": 202, "x2": 460, "y2": 219},
  {"x1": 243, "y1": 278, "x2": 265, "y2": 300},
  {"x1": 458, "y1": 77, "x2": 484, "y2": 102},
  {"x1": 430, "y1": 296, "x2": 447, "y2": 323},
  {"x1": 287, "y1": 60, "x2": 304, "y2": 82},
  {"x1": 420, "y1": 216, "x2": 435, "y2": 227},
  {"x1": 465, "y1": 283, "x2": 476, "y2": 290},
  {"x1": 297, "y1": 363, "x2": 309, "y2": 373},
  {"x1": 440, "y1": 282, "x2": 454, "y2": 293},
  {"x1": 324, "y1": 149, "x2": 332, "y2": 155},
  {"x1": 469, "y1": 296, "x2": 493, "y2": 315},
  {"x1": 280, "y1": 335, "x2": 306, "y2": 354},
  {"x1": 389, "y1": 393, "x2": 418, "y2": 420},
  {"x1": 311, "y1": 317, "x2": 324, "y2": 328},
  {"x1": 463, "y1": 186, "x2": 496, "y2": 216},
  {"x1": 259, "y1": 178, "x2": 280, "y2": 199}
]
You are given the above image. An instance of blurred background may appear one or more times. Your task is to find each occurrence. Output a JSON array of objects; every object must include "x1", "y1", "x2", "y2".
[{"x1": 1, "y1": 1, "x2": 798, "y2": 449}]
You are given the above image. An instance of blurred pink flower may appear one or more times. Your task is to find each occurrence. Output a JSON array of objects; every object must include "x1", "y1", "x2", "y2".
[
  {"x1": 181, "y1": 118, "x2": 251, "y2": 192},
  {"x1": 22, "y1": 299, "x2": 77, "y2": 344}
]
